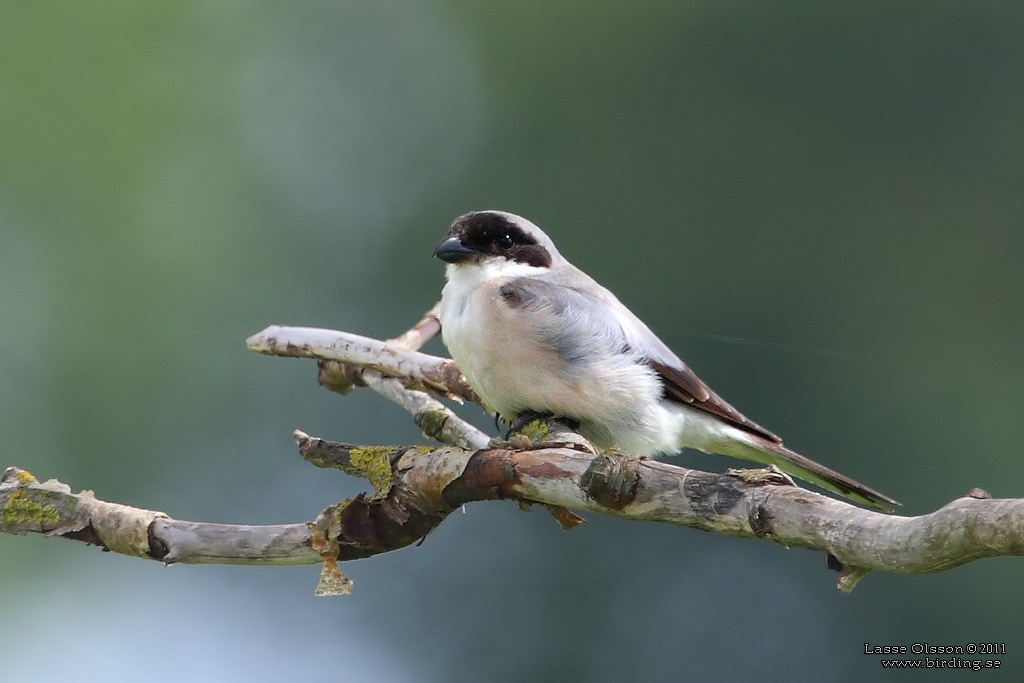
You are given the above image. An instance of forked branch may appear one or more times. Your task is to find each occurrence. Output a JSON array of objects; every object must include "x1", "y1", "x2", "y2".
[{"x1": 3, "y1": 310, "x2": 1021, "y2": 595}]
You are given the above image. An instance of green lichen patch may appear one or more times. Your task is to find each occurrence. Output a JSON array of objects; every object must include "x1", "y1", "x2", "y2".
[
  {"x1": 348, "y1": 447, "x2": 395, "y2": 500},
  {"x1": 415, "y1": 410, "x2": 450, "y2": 440},
  {"x1": 1, "y1": 489, "x2": 61, "y2": 529},
  {"x1": 517, "y1": 419, "x2": 550, "y2": 443}
]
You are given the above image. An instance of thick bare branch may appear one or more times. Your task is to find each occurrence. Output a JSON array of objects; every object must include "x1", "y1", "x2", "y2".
[
  {"x1": 296, "y1": 431, "x2": 1024, "y2": 592},
  {"x1": 6, "y1": 432, "x2": 1022, "y2": 596}
]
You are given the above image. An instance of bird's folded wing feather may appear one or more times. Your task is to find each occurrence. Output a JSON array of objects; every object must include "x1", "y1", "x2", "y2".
[
  {"x1": 499, "y1": 274, "x2": 781, "y2": 443},
  {"x1": 607, "y1": 292, "x2": 782, "y2": 443}
]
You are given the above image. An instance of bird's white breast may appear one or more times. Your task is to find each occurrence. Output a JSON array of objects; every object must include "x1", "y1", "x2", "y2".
[
  {"x1": 438, "y1": 259, "x2": 556, "y2": 417},
  {"x1": 437, "y1": 259, "x2": 689, "y2": 456}
]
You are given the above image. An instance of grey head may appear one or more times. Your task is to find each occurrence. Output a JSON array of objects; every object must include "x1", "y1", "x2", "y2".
[{"x1": 432, "y1": 210, "x2": 564, "y2": 268}]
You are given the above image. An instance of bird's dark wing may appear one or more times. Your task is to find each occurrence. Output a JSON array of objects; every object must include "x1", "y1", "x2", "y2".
[
  {"x1": 644, "y1": 357, "x2": 781, "y2": 443},
  {"x1": 598, "y1": 283, "x2": 783, "y2": 443}
]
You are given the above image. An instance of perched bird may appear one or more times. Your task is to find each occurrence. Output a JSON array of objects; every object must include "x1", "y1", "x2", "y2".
[{"x1": 433, "y1": 210, "x2": 897, "y2": 509}]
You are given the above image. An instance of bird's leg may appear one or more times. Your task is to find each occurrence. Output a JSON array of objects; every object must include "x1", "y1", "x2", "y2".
[
  {"x1": 505, "y1": 409, "x2": 555, "y2": 439},
  {"x1": 503, "y1": 411, "x2": 590, "y2": 452}
]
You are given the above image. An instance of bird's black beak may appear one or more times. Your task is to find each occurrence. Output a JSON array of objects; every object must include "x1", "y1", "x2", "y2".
[{"x1": 433, "y1": 236, "x2": 476, "y2": 263}]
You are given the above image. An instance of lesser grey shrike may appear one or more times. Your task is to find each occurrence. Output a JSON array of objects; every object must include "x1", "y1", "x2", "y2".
[{"x1": 433, "y1": 210, "x2": 897, "y2": 509}]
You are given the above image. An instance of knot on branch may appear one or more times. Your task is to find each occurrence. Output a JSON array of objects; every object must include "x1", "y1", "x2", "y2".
[{"x1": 580, "y1": 452, "x2": 642, "y2": 511}]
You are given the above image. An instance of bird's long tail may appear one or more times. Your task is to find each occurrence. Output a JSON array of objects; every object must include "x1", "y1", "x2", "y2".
[{"x1": 711, "y1": 430, "x2": 899, "y2": 511}]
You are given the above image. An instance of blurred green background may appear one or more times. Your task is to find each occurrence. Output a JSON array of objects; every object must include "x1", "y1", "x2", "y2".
[{"x1": 2, "y1": 2, "x2": 1022, "y2": 681}]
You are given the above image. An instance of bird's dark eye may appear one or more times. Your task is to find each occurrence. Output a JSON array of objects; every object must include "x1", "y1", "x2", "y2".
[{"x1": 497, "y1": 234, "x2": 514, "y2": 250}]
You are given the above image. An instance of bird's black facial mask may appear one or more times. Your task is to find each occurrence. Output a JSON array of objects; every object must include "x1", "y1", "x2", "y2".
[{"x1": 439, "y1": 211, "x2": 552, "y2": 268}]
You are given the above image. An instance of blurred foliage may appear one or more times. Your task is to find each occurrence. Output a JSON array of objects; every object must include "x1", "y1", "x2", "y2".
[{"x1": 1, "y1": 2, "x2": 1022, "y2": 681}]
